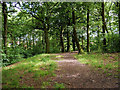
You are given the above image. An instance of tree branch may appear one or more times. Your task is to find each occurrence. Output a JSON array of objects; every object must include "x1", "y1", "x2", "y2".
[{"x1": 7, "y1": 10, "x2": 17, "y2": 13}]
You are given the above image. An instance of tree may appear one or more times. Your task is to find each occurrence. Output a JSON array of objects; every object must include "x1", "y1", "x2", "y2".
[
  {"x1": 118, "y1": 2, "x2": 120, "y2": 35},
  {"x1": 101, "y1": 2, "x2": 107, "y2": 52},
  {"x1": 2, "y1": 2, "x2": 7, "y2": 55},
  {"x1": 2, "y1": 2, "x2": 17, "y2": 55},
  {"x1": 87, "y1": 5, "x2": 90, "y2": 53},
  {"x1": 66, "y1": 26, "x2": 70, "y2": 52},
  {"x1": 60, "y1": 26, "x2": 65, "y2": 52},
  {"x1": 72, "y1": 7, "x2": 84, "y2": 54}
]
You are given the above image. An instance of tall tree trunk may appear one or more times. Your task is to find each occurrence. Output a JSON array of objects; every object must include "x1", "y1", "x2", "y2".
[
  {"x1": 87, "y1": 8, "x2": 90, "y2": 53},
  {"x1": 72, "y1": 9, "x2": 84, "y2": 54},
  {"x1": 26, "y1": 37, "x2": 28, "y2": 49},
  {"x1": 97, "y1": 26, "x2": 101, "y2": 51},
  {"x1": 38, "y1": 32, "x2": 41, "y2": 52},
  {"x1": 2, "y1": 2, "x2": 7, "y2": 55},
  {"x1": 82, "y1": 35, "x2": 84, "y2": 49},
  {"x1": 33, "y1": 34, "x2": 35, "y2": 49},
  {"x1": 67, "y1": 26, "x2": 70, "y2": 52},
  {"x1": 117, "y1": 2, "x2": 120, "y2": 52},
  {"x1": 101, "y1": 2, "x2": 107, "y2": 52},
  {"x1": 72, "y1": 35, "x2": 75, "y2": 51},
  {"x1": 44, "y1": 26, "x2": 50, "y2": 53},
  {"x1": 28, "y1": 34, "x2": 31, "y2": 49},
  {"x1": 42, "y1": 32, "x2": 45, "y2": 53},
  {"x1": 60, "y1": 26, "x2": 64, "y2": 52},
  {"x1": 23, "y1": 37, "x2": 25, "y2": 49},
  {"x1": 118, "y1": 2, "x2": 120, "y2": 35}
]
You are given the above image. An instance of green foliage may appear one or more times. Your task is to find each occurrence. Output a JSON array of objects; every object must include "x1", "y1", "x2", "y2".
[
  {"x1": 54, "y1": 82, "x2": 65, "y2": 89},
  {"x1": 106, "y1": 34, "x2": 120, "y2": 53},
  {"x1": 90, "y1": 33, "x2": 120, "y2": 53},
  {"x1": 2, "y1": 2, "x2": 119, "y2": 88},
  {"x1": 1, "y1": 49, "x2": 8, "y2": 66},
  {"x1": 2, "y1": 46, "x2": 29, "y2": 66},
  {"x1": 41, "y1": 56, "x2": 50, "y2": 62},
  {"x1": 2, "y1": 2, "x2": 120, "y2": 63},
  {"x1": 23, "y1": 49, "x2": 33, "y2": 58},
  {"x1": 41, "y1": 82, "x2": 50, "y2": 88}
]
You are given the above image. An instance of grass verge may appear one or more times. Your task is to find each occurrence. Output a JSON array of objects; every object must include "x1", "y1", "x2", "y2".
[
  {"x1": 2, "y1": 54, "x2": 61, "y2": 88},
  {"x1": 75, "y1": 53, "x2": 119, "y2": 77}
]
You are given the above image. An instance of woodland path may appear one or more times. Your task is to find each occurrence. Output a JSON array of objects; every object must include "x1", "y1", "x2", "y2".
[{"x1": 49, "y1": 51, "x2": 118, "y2": 88}]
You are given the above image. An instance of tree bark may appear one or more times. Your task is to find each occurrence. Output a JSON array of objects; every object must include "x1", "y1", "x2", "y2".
[
  {"x1": 38, "y1": 32, "x2": 41, "y2": 52},
  {"x1": 97, "y1": 26, "x2": 101, "y2": 50},
  {"x1": 60, "y1": 26, "x2": 64, "y2": 52},
  {"x1": 42, "y1": 32, "x2": 45, "y2": 53},
  {"x1": 28, "y1": 34, "x2": 31, "y2": 49},
  {"x1": 23, "y1": 37, "x2": 25, "y2": 49},
  {"x1": 44, "y1": 26, "x2": 50, "y2": 53},
  {"x1": 26, "y1": 37, "x2": 28, "y2": 49},
  {"x1": 82, "y1": 35, "x2": 84, "y2": 50},
  {"x1": 72, "y1": 9, "x2": 84, "y2": 54},
  {"x1": 87, "y1": 8, "x2": 90, "y2": 53},
  {"x1": 2, "y1": 2, "x2": 7, "y2": 55},
  {"x1": 33, "y1": 33, "x2": 35, "y2": 49},
  {"x1": 67, "y1": 26, "x2": 70, "y2": 52},
  {"x1": 101, "y1": 2, "x2": 107, "y2": 52},
  {"x1": 72, "y1": 35, "x2": 75, "y2": 51},
  {"x1": 118, "y1": 2, "x2": 120, "y2": 35}
]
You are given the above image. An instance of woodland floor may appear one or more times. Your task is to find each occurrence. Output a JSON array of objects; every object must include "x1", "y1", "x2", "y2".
[{"x1": 48, "y1": 51, "x2": 119, "y2": 88}]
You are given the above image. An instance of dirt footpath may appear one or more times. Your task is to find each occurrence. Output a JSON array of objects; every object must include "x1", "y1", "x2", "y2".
[{"x1": 50, "y1": 52, "x2": 119, "y2": 88}]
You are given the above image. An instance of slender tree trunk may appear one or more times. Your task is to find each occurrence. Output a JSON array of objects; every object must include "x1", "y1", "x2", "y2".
[
  {"x1": 33, "y1": 34, "x2": 35, "y2": 48},
  {"x1": 44, "y1": 16, "x2": 50, "y2": 53},
  {"x1": 117, "y1": 2, "x2": 120, "y2": 52},
  {"x1": 82, "y1": 35, "x2": 84, "y2": 49},
  {"x1": 25, "y1": 38, "x2": 27, "y2": 49},
  {"x1": 60, "y1": 26, "x2": 64, "y2": 52},
  {"x1": 72, "y1": 9, "x2": 84, "y2": 54},
  {"x1": 87, "y1": 8, "x2": 90, "y2": 53},
  {"x1": 28, "y1": 34, "x2": 31, "y2": 49},
  {"x1": 32, "y1": 16, "x2": 35, "y2": 49},
  {"x1": 72, "y1": 35, "x2": 75, "y2": 51},
  {"x1": 2, "y1": 2, "x2": 7, "y2": 55},
  {"x1": 44, "y1": 26, "x2": 50, "y2": 53},
  {"x1": 26, "y1": 35, "x2": 29, "y2": 49},
  {"x1": 67, "y1": 26, "x2": 70, "y2": 52},
  {"x1": 38, "y1": 32, "x2": 41, "y2": 52},
  {"x1": 118, "y1": 2, "x2": 120, "y2": 35},
  {"x1": 101, "y1": 2, "x2": 107, "y2": 52},
  {"x1": 23, "y1": 37, "x2": 25, "y2": 49},
  {"x1": 97, "y1": 26, "x2": 101, "y2": 50},
  {"x1": 42, "y1": 32, "x2": 45, "y2": 53}
]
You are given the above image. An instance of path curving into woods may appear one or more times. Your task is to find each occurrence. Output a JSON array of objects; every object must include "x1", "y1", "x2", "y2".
[{"x1": 49, "y1": 51, "x2": 118, "y2": 88}]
